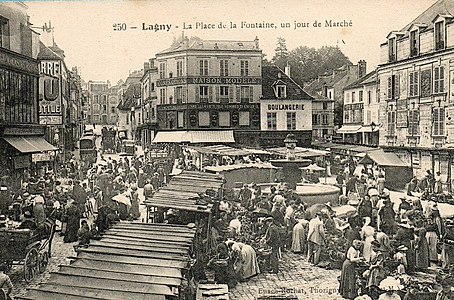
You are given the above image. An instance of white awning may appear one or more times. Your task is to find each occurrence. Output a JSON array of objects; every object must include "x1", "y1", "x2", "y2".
[
  {"x1": 3, "y1": 136, "x2": 58, "y2": 153},
  {"x1": 152, "y1": 131, "x2": 235, "y2": 144},
  {"x1": 358, "y1": 125, "x2": 381, "y2": 133},
  {"x1": 336, "y1": 125, "x2": 362, "y2": 134}
]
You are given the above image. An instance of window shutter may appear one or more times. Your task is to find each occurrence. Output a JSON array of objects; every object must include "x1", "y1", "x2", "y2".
[
  {"x1": 249, "y1": 86, "x2": 254, "y2": 103},
  {"x1": 236, "y1": 86, "x2": 240, "y2": 103},
  {"x1": 182, "y1": 87, "x2": 187, "y2": 103},
  {"x1": 215, "y1": 86, "x2": 220, "y2": 103},
  {"x1": 229, "y1": 86, "x2": 234, "y2": 103},
  {"x1": 434, "y1": 68, "x2": 439, "y2": 93},
  {"x1": 174, "y1": 87, "x2": 177, "y2": 102},
  {"x1": 387, "y1": 77, "x2": 392, "y2": 100},
  {"x1": 195, "y1": 86, "x2": 200, "y2": 103},
  {"x1": 395, "y1": 75, "x2": 400, "y2": 98},
  {"x1": 209, "y1": 86, "x2": 213, "y2": 103}
]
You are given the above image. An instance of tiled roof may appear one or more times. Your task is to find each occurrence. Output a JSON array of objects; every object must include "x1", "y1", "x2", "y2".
[
  {"x1": 399, "y1": 0, "x2": 454, "y2": 36},
  {"x1": 37, "y1": 41, "x2": 62, "y2": 60},
  {"x1": 261, "y1": 65, "x2": 313, "y2": 100},
  {"x1": 305, "y1": 71, "x2": 348, "y2": 91},
  {"x1": 344, "y1": 69, "x2": 377, "y2": 90},
  {"x1": 158, "y1": 39, "x2": 259, "y2": 55},
  {"x1": 117, "y1": 83, "x2": 141, "y2": 110}
]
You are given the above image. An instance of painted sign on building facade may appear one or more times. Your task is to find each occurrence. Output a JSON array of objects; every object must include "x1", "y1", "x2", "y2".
[{"x1": 39, "y1": 60, "x2": 63, "y2": 125}]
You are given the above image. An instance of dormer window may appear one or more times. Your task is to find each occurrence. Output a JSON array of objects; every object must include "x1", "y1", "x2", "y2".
[
  {"x1": 388, "y1": 37, "x2": 396, "y2": 62},
  {"x1": 410, "y1": 30, "x2": 419, "y2": 57},
  {"x1": 277, "y1": 85, "x2": 286, "y2": 98},
  {"x1": 434, "y1": 21, "x2": 445, "y2": 51}
]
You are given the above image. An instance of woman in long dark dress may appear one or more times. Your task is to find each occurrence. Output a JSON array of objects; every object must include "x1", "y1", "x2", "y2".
[
  {"x1": 415, "y1": 226, "x2": 429, "y2": 270},
  {"x1": 64, "y1": 200, "x2": 81, "y2": 243},
  {"x1": 339, "y1": 240, "x2": 364, "y2": 299}
]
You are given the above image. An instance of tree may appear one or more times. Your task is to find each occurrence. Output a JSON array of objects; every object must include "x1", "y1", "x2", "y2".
[{"x1": 271, "y1": 37, "x2": 289, "y2": 69}]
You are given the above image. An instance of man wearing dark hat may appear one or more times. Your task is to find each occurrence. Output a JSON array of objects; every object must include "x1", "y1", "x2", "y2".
[{"x1": 262, "y1": 217, "x2": 280, "y2": 273}]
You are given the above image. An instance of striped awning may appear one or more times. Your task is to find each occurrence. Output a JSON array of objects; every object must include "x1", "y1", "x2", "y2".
[
  {"x1": 3, "y1": 136, "x2": 58, "y2": 153},
  {"x1": 152, "y1": 131, "x2": 235, "y2": 144}
]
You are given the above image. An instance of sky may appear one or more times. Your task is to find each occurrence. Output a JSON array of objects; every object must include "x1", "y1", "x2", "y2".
[{"x1": 24, "y1": 0, "x2": 438, "y2": 84}]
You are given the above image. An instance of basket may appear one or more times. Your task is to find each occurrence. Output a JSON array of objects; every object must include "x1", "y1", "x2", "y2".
[
  {"x1": 212, "y1": 258, "x2": 229, "y2": 267},
  {"x1": 258, "y1": 247, "x2": 272, "y2": 256}
]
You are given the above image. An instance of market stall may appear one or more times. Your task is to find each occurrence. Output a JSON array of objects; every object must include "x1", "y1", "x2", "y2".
[{"x1": 17, "y1": 222, "x2": 196, "y2": 300}]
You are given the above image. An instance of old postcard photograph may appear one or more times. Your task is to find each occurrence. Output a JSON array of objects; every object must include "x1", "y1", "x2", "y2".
[{"x1": 1, "y1": 0, "x2": 454, "y2": 299}]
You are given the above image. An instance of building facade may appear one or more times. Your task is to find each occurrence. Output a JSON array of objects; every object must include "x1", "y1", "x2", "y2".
[
  {"x1": 0, "y1": 2, "x2": 57, "y2": 184},
  {"x1": 86, "y1": 80, "x2": 120, "y2": 126},
  {"x1": 154, "y1": 37, "x2": 262, "y2": 145},
  {"x1": 310, "y1": 95, "x2": 335, "y2": 142},
  {"x1": 140, "y1": 58, "x2": 158, "y2": 147},
  {"x1": 377, "y1": 0, "x2": 454, "y2": 189},
  {"x1": 260, "y1": 66, "x2": 313, "y2": 147},
  {"x1": 341, "y1": 70, "x2": 380, "y2": 145}
]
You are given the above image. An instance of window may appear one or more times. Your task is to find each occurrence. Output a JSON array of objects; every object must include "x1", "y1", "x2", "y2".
[
  {"x1": 220, "y1": 86, "x2": 229, "y2": 103},
  {"x1": 388, "y1": 37, "x2": 396, "y2": 62},
  {"x1": 352, "y1": 92, "x2": 356, "y2": 103},
  {"x1": 433, "y1": 107, "x2": 445, "y2": 136},
  {"x1": 312, "y1": 114, "x2": 318, "y2": 125},
  {"x1": 287, "y1": 112, "x2": 296, "y2": 130},
  {"x1": 160, "y1": 88, "x2": 166, "y2": 105},
  {"x1": 94, "y1": 95, "x2": 99, "y2": 104},
  {"x1": 387, "y1": 110, "x2": 396, "y2": 136},
  {"x1": 368, "y1": 91, "x2": 372, "y2": 104},
  {"x1": 387, "y1": 75, "x2": 400, "y2": 100},
  {"x1": 434, "y1": 66, "x2": 445, "y2": 94},
  {"x1": 435, "y1": 21, "x2": 445, "y2": 50},
  {"x1": 240, "y1": 86, "x2": 251, "y2": 103},
  {"x1": 267, "y1": 112, "x2": 277, "y2": 130},
  {"x1": 151, "y1": 83, "x2": 155, "y2": 92},
  {"x1": 322, "y1": 102, "x2": 328, "y2": 110},
  {"x1": 111, "y1": 107, "x2": 115, "y2": 113},
  {"x1": 409, "y1": 71, "x2": 419, "y2": 97},
  {"x1": 102, "y1": 95, "x2": 107, "y2": 104},
  {"x1": 176, "y1": 61, "x2": 184, "y2": 77},
  {"x1": 220, "y1": 60, "x2": 229, "y2": 76},
  {"x1": 410, "y1": 30, "x2": 419, "y2": 57},
  {"x1": 377, "y1": 79, "x2": 381, "y2": 103},
  {"x1": 359, "y1": 91, "x2": 363, "y2": 102},
  {"x1": 177, "y1": 111, "x2": 184, "y2": 128},
  {"x1": 322, "y1": 114, "x2": 329, "y2": 125},
  {"x1": 408, "y1": 110, "x2": 420, "y2": 136},
  {"x1": 219, "y1": 111, "x2": 230, "y2": 127},
  {"x1": 344, "y1": 111, "x2": 350, "y2": 123},
  {"x1": 199, "y1": 86, "x2": 209, "y2": 103},
  {"x1": 199, "y1": 60, "x2": 209, "y2": 76},
  {"x1": 159, "y1": 63, "x2": 166, "y2": 79},
  {"x1": 0, "y1": 17, "x2": 10, "y2": 49},
  {"x1": 198, "y1": 111, "x2": 210, "y2": 127},
  {"x1": 239, "y1": 111, "x2": 250, "y2": 126},
  {"x1": 151, "y1": 108, "x2": 155, "y2": 119},
  {"x1": 240, "y1": 60, "x2": 249, "y2": 76},
  {"x1": 277, "y1": 85, "x2": 286, "y2": 98}
]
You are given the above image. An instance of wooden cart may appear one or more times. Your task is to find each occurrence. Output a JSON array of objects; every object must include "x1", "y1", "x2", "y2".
[{"x1": 0, "y1": 220, "x2": 55, "y2": 283}]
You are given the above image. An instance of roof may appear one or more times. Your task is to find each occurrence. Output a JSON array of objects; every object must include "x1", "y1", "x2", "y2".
[
  {"x1": 37, "y1": 41, "x2": 62, "y2": 60},
  {"x1": 344, "y1": 69, "x2": 377, "y2": 90},
  {"x1": 359, "y1": 149, "x2": 409, "y2": 167},
  {"x1": 158, "y1": 39, "x2": 259, "y2": 55},
  {"x1": 261, "y1": 65, "x2": 313, "y2": 100},
  {"x1": 17, "y1": 222, "x2": 196, "y2": 300},
  {"x1": 267, "y1": 146, "x2": 328, "y2": 158},
  {"x1": 305, "y1": 69, "x2": 349, "y2": 90},
  {"x1": 401, "y1": 0, "x2": 454, "y2": 34},
  {"x1": 117, "y1": 83, "x2": 141, "y2": 110},
  {"x1": 143, "y1": 171, "x2": 225, "y2": 212},
  {"x1": 204, "y1": 163, "x2": 277, "y2": 173},
  {"x1": 153, "y1": 130, "x2": 235, "y2": 144}
]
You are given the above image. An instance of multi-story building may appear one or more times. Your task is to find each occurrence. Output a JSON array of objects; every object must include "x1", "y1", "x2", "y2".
[
  {"x1": 140, "y1": 58, "x2": 158, "y2": 147},
  {"x1": 68, "y1": 67, "x2": 83, "y2": 150},
  {"x1": 305, "y1": 61, "x2": 367, "y2": 132},
  {"x1": 377, "y1": 0, "x2": 454, "y2": 189},
  {"x1": 153, "y1": 36, "x2": 262, "y2": 145},
  {"x1": 310, "y1": 95, "x2": 335, "y2": 142},
  {"x1": 0, "y1": 2, "x2": 57, "y2": 183},
  {"x1": 341, "y1": 70, "x2": 380, "y2": 145},
  {"x1": 87, "y1": 81, "x2": 110, "y2": 125},
  {"x1": 259, "y1": 65, "x2": 313, "y2": 147},
  {"x1": 117, "y1": 71, "x2": 143, "y2": 140}
]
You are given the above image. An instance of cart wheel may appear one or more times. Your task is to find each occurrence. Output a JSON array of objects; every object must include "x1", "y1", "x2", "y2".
[
  {"x1": 38, "y1": 251, "x2": 49, "y2": 273},
  {"x1": 24, "y1": 248, "x2": 39, "y2": 283}
]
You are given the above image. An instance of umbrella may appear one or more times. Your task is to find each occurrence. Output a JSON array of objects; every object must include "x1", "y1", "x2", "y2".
[
  {"x1": 112, "y1": 193, "x2": 131, "y2": 207},
  {"x1": 379, "y1": 277, "x2": 403, "y2": 291},
  {"x1": 252, "y1": 208, "x2": 270, "y2": 217},
  {"x1": 302, "y1": 164, "x2": 325, "y2": 171}
]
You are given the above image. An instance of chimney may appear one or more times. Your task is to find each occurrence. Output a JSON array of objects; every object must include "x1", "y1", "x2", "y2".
[
  {"x1": 183, "y1": 36, "x2": 189, "y2": 48},
  {"x1": 254, "y1": 36, "x2": 260, "y2": 49},
  {"x1": 358, "y1": 60, "x2": 367, "y2": 78},
  {"x1": 144, "y1": 62, "x2": 150, "y2": 71},
  {"x1": 284, "y1": 62, "x2": 290, "y2": 78}
]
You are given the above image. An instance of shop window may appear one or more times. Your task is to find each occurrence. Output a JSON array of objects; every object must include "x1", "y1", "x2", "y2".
[
  {"x1": 267, "y1": 112, "x2": 277, "y2": 130},
  {"x1": 219, "y1": 111, "x2": 230, "y2": 127},
  {"x1": 198, "y1": 111, "x2": 210, "y2": 127},
  {"x1": 239, "y1": 111, "x2": 250, "y2": 126},
  {"x1": 177, "y1": 111, "x2": 184, "y2": 128},
  {"x1": 287, "y1": 112, "x2": 296, "y2": 130}
]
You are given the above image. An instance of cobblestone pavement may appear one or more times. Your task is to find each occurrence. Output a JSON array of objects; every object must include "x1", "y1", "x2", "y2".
[
  {"x1": 230, "y1": 251, "x2": 343, "y2": 300},
  {"x1": 9, "y1": 233, "x2": 77, "y2": 299}
]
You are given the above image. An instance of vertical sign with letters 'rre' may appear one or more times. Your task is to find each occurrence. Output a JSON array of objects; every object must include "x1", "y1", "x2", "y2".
[{"x1": 39, "y1": 60, "x2": 63, "y2": 125}]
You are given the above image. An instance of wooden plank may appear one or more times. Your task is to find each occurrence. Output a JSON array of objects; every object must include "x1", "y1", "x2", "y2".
[
  {"x1": 58, "y1": 265, "x2": 182, "y2": 287},
  {"x1": 102, "y1": 231, "x2": 195, "y2": 243},
  {"x1": 100, "y1": 237, "x2": 190, "y2": 249},
  {"x1": 114, "y1": 222, "x2": 195, "y2": 232},
  {"x1": 78, "y1": 247, "x2": 189, "y2": 261},
  {"x1": 47, "y1": 273, "x2": 174, "y2": 296},
  {"x1": 89, "y1": 240, "x2": 188, "y2": 255},
  {"x1": 77, "y1": 252, "x2": 187, "y2": 269},
  {"x1": 72, "y1": 258, "x2": 182, "y2": 278},
  {"x1": 100, "y1": 234, "x2": 192, "y2": 247},
  {"x1": 106, "y1": 228, "x2": 195, "y2": 238}
]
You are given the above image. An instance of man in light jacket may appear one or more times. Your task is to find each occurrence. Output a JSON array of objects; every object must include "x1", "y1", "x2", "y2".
[{"x1": 307, "y1": 212, "x2": 325, "y2": 265}]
